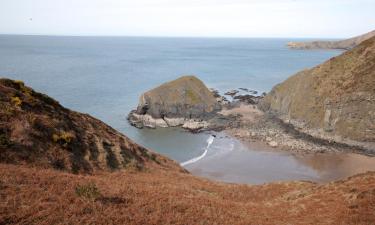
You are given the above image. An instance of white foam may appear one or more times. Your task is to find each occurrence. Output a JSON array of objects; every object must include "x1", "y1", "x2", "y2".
[{"x1": 180, "y1": 135, "x2": 215, "y2": 166}]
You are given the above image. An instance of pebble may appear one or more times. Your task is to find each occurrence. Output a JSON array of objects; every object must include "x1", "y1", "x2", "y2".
[{"x1": 268, "y1": 141, "x2": 278, "y2": 147}]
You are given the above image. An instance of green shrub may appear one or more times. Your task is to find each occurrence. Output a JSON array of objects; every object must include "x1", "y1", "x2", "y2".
[{"x1": 75, "y1": 183, "x2": 101, "y2": 200}]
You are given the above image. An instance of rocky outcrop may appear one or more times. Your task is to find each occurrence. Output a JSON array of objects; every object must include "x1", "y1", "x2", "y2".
[
  {"x1": 0, "y1": 78, "x2": 181, "y2": 173},
  {"x1": 128, "y1": 76, "x2": 221, "y2": 131},
  {"x1": 262, "y1": 36, "x2": 375, "y2": 151},
  {"x1": 288, "y1": 29, "x2": 375, "y2": 50}
]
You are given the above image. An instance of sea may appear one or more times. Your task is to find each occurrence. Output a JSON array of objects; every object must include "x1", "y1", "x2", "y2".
[{"x1": 4, "y1": 35, "x2": 373, "y2": 184}]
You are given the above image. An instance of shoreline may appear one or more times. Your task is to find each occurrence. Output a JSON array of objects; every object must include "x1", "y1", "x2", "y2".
[
  {"x1": 129, "y1": 83, "x2": 375, "y2": 157},
  {"x1": 220, "y1": 103, "x2": 375, "y2": 157},
  {"x1": 183, "y1": 131, "x2": 375, "y2": 184}
]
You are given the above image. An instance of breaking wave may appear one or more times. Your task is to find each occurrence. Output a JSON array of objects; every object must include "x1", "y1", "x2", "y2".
[{"x1": 180, "y1": 135, "x2": 215, "y2": 166}]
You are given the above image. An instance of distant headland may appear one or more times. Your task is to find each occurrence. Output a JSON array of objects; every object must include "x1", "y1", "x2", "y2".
[{"x1": 287, "y1": 29, "x2": 375, "y2": 50}]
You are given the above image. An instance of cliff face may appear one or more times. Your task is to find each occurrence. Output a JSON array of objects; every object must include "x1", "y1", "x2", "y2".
[
  {"x1": 263, "y1": 36, "x2": 375, "y2": 148},
  {"x1": 0, "y1": 78, "x2": 181, "y2": 173},
  {"x1": 288, "y1": 30, "x2": 375, "y2": 50}
]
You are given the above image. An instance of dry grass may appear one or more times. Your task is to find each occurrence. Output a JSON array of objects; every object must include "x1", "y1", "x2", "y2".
[{"x1": 1, "y1": 163, "x2": 374, "y2": 225}]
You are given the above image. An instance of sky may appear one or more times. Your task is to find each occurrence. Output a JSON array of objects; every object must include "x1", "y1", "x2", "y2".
[{"x1": 0, "y1": 0, "x2": 374, "y2": 38}]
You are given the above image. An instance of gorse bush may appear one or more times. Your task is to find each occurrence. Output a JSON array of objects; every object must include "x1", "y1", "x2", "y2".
[
  {"x1": 52, "y1": 131, "x2": 74, "y2": 147},
  {"x1": 75, "y1": 183, "x2": 101, "y2": 200},
  {"x1": 10, "y1": 96, "x2": 22, "y2": 107}
]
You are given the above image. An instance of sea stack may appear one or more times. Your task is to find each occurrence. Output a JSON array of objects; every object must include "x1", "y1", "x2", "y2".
[
  {"x1": 262, "y1": 36, "x2": 375, "y2": 151},
  {"x1": 128, "y1": 75, "x2": 221, "y2": 131}
]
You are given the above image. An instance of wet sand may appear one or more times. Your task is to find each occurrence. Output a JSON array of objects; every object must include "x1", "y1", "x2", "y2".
[{"x1": 184, "y1": 134, "x2": 375, "y2": 184}]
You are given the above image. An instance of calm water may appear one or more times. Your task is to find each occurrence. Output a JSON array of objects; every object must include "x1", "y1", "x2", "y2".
[{"x1": 3, "y1": 35, "x2": 371, "y2": 184}]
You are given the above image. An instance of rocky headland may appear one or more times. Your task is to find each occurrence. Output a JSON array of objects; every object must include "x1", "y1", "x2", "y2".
[{"x1": 287, "y1": 29, "x2": 375, "y2": 50}]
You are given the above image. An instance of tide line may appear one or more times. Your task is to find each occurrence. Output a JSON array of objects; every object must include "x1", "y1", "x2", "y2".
[{"x1": 180, "y1": 135, "x2": 215, "y2": 167}]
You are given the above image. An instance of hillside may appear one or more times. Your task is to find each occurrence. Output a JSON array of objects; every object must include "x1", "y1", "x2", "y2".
[
  {"x1": 1, "y1": 164, "x2": 375, "y2": 225},
  {"x1": 262, "y1": 36, "x2": 375, "y2": 150},
  {"x1": 1, "y1": 78, "x2": 375, "y2": 224},
  {"x1": 0, "y1": 78, "x2": 181, "y2": 173},
  {"x1": 288, "y1": 30, "x2": 375, "y2": 50}
]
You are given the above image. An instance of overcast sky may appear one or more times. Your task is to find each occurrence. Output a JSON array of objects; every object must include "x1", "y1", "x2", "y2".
[{"x1": 0, "y1": 0, "x2": 374, "y2": 38}]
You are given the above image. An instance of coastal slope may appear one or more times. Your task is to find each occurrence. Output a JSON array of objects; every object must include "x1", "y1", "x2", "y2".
[
  {"x1": 2, "y1": 163, "x2": 375, "y2": 225},
  {"x1": 1, "y1": 78, "x2": 375, "y2": 224},
  {"x1": 263, "y1": 36, "x2": 375, "y2": 150},
  {"x1": 0, "y1": 78, "x2": 181, "y2": 173},
  {"x1": 288, "y1": 29, "x2": 375, "y2": 50}
]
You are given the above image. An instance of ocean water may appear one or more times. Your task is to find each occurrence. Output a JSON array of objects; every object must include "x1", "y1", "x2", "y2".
[{"x1": 1, "y1": 35, "x2": 358, "y2": 183}]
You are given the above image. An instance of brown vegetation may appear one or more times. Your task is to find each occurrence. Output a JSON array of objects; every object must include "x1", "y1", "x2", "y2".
[
  {"x1": 1, "y1": 163, "x2": 375, "y2": 225},
  {"x1": 0, "y1": 78, "x2": 181, "y2": 173},
  {"x1": 1, "y1": 78, "x2": 375, "y2": 224}
]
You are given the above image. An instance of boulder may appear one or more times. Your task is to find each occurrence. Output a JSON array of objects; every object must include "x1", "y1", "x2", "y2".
[
  {"x1": 268, "y1": 141, "x2": 278, "y2": 148},
  {"x1": 233, "y1": 94, "x2": 261, "y2": 104},
  {"x1": 225, "y1": 90, "x2": 239, "y2": 96}
]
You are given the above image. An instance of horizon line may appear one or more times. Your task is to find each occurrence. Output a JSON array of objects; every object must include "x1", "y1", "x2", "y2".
[{"x1": 0, "y1": 33, "x2": 345, "y2": 40}]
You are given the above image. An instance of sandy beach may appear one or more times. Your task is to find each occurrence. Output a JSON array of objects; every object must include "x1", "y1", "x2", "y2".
[{"x1": 184, "y1": 133, "x2": 375, "y2": 184}]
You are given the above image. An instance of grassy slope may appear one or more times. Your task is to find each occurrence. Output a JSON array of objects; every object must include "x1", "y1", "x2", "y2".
[
  {"x1": 0, "y1": 78, "x2": 182, "y2": 173},
  {"x1": 1, "y1": 164, "x2": 375, "y2": 225},
  {"x1": 143, "y1": 75, "x2": 217, "y2": 105}
]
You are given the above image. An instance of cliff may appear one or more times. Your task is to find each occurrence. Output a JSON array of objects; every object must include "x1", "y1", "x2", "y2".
[
  {"x1": 287, "y1": 30, "x2": 375, "y2": 50},
  {"x1": 0, "y1": 78, "x2": 181, "y2": 173},
  {"x1": 262, "y1": 36, "x2": 375, "y2": 151},
  {"x1": 128, "y1": 75, "x2": 221, "y2": 130}
]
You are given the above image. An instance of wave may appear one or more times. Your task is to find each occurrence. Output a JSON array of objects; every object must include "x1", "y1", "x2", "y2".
[{"x1": 180, "y1": 135, "x2": 215, "y2": 167}]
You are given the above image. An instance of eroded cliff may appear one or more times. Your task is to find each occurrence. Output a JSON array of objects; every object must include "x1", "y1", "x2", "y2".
[{"x1": 263, "y1": 36, "x2": 375, "y2": 151}]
